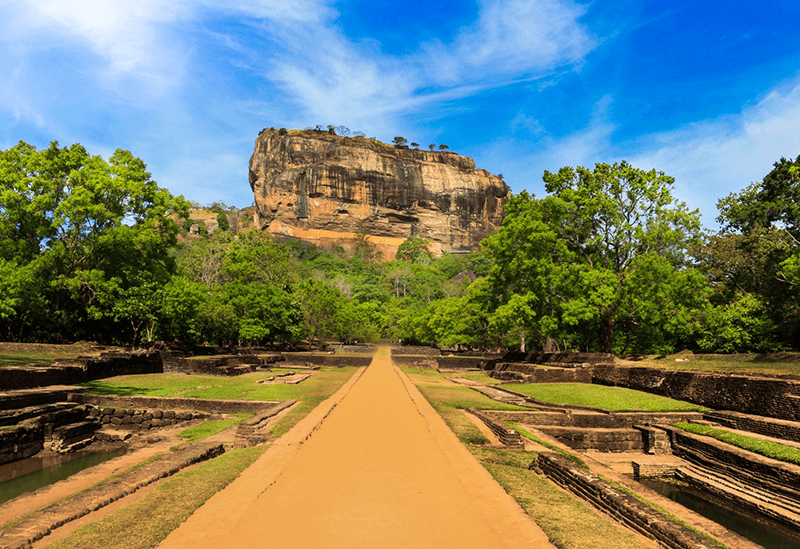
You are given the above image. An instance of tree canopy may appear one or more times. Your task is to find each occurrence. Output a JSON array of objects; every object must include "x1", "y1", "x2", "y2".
[{"x1": 482, "y1": 162, "x2": 706, "y2": 353}]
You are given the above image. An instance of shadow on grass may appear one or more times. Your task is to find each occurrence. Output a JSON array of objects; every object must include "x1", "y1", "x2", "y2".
[{"x1": 80, "y1": 383, "x2": 156, "y2": 396}]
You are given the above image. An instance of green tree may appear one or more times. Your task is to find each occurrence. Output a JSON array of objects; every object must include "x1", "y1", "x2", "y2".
[
  {"x1": 706, "y1": 154, "x2": 800, "y2": 344},
  {"x1": 395, "y1": 236, "x2": 433, "y2": 264},
  {"x1": 392, "y1": 136, "x2": 408, "y2": 148},
  {"x1": 484, "y1": 162, "x2": 705, "y2": 353},
  {"x1": 0, "y1": 141, "x2": 188, "y2": 343}
]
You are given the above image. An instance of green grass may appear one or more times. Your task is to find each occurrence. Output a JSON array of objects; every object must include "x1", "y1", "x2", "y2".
[
  {"x1": 405, "y1": 369, "x2": 647, "y2": 549},
  {"x1": 504, "y1": 383, "x2": 710, "y2": 412},
  {"x1": 0, "y1": 347, "x2": 96, "y2": 367},
  {"x1": 46, "y1": 446, "x2": 267, "y2": 549},
  {"x1": 511, "y1": 423, "x2": 588, "y2": 470},
  {"x1": 177, "y1": 413, "x2": 252, "y2": 444},
  {"x1": 81, "y1": 367, "x2": 358, "y2": 439},
  {"x1": 598, "y1": 474, "x2": 729, "y2": 549},
  {"x1": 673, "y1": 423, "x2": 800, "y2": 465}
]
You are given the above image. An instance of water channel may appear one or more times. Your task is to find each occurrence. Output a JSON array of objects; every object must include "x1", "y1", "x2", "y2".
[
  {"x1": 0, "y1": 448, "x2": 126, "y2": 506},
  {"x1": 640, "y1": 478, "x2": 800, "y2": 549}
]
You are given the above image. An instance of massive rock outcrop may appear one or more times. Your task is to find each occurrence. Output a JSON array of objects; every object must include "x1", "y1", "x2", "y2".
[{"x1": 248, "y1": 129, "x2": 509, "y2": 258}]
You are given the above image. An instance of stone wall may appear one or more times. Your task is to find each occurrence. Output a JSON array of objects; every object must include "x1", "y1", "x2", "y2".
[
  {"x1": 165, "y1": 355, "x2": 266, "y2": 376},
  {"x1": 592, "y1": 365, "x2": 800, "y2": 421},
  {"x1": 502, "y1": 351, "x2": 614, "y2": 365},
  {"x1": 280, "y1": 354, "x2": 373, "y2": 367},
  {"x1": 465, "y1": 408, "x2": 524, "y2": 448},
  {"x1": 704, "y1": 411, "x2": 800, "y2": 443},
  {"x1": 0, "y1": 423, "x2": 43, "y2": 465},
  {"x1": 435, "y1": 356, "x2": 488, "y2": 370},
  {"x1": 489, "y1": 364, "x2": 593, "y2": 383},
  {"x1": 390, "y1": 355, "x2": 436, "y2": 368},
  {"x1": 70, "y1": 394, "x2": 281, "y2": 414},
  {"x1": 534, "y1": 426, "x2": 644, "y2": 452},
  {"x1": 632, "y1": 462, "x2": 679, "y2": 479},
  {"x1": 87, "y1": 405, "x2": 204, "y2": 432},
  {"x1": 390, "y1": 346, "x2": 441, "y2": 356},
  {"x1": 662, "y1": 425, "x2": 800, "y2": 502},
  {"x1": 0, "y1": 351, "x2": 163, "y2": 390},
  {"x1": 487, "y1": 410, "x2": 704, "y2": 428},
  {"x1": 534, "y1": 452, "x2": 713, "y2": 549}
]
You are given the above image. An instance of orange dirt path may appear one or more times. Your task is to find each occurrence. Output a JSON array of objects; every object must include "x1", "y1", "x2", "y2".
[{"x1": 159, "y1": 346, "x2": 553, "y2": 548}]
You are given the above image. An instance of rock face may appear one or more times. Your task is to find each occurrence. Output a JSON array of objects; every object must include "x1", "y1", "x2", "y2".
[{"x1": 248, "y1": 129, "x2": 509, "y2": 257}]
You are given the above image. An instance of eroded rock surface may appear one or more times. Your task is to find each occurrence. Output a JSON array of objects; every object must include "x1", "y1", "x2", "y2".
[{"x1": 248, "y1": 129, "x2": 509, "y2": 257}]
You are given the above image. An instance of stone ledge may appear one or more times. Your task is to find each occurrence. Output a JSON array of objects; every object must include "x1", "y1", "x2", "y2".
[
  {"x1": 0, "y1": 442, "x2": 224, "y2": 549},
  {"x1": 69, "y1": 394, "x2": 280, "y2": 414},
  {"x1": 534, "y1": 452, "x2": 714, "y2": 549}
]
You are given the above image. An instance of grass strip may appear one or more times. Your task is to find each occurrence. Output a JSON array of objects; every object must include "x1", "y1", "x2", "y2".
[
  {"x1": 510, "y1": 423, "x2": 588, "y2": 470},
  {"x1": 79, "y1": 367, "x2": 358, "y2": 440},
  {"x1": 177, "y1": 413, "x2": 252, "y2": 444},
  {"x1": 673, "y1": 423, "x2": 800, "y2": 465},
  {"x1": 598, "y1": 474, "x2": 729, "y2": 549},
  {"x1": 46, "y1": 446, "x2": 267, "y2": 549},
  {"x1": 503, "y1": 383, "x2": 710, "y2": 412}
]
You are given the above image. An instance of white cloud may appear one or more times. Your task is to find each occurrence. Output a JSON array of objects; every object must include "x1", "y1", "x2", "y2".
[
  {"x1": 442, "y1": 0, "x2": 593, "y2": 82},
  {"x1": 253, "y1": 0, "x2": 595, "y2": 136},
  {"x1": 628, "y1": 78, "x2": 800, "y2": 224},
  {"x1": 484, "y1": 77, "x2": 800, "y2": 227}
]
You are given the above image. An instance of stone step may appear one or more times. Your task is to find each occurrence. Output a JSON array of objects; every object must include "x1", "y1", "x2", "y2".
[
  {"x1": 0, "y1": 402, "x2": 75, "y2": 427},
  {"x1": 95, "y1": 428, "x2": 134, "y2": 442},
  {"x1": 680, "y1": 463, "x2": 800, "y2": 522}
]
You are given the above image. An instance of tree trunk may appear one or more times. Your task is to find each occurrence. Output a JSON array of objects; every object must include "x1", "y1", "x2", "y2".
[{"x1": 601, "y1": 308, "x2": 614, "y2": 354}]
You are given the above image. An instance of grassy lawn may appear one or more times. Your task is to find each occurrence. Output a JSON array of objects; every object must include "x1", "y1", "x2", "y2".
[
  {"x1": 673, "y1": 423, "x2": 800, "y2": 465},
  {"x1": 177, "y1": 413, "x2": 252, "y2": 444},
  {"x1": 504, "y1": 383, "x2": 710, "y2": 412},
  {"x1": 620, "y1": 353, "x2": 800, "y2": 377},
  {"x1": 81, "y1": 366, "x2": 358, "y2": 439},
  {"x1": 404, "y1": 368, "x2": 647, "y2": 549},
  {"x1": 46, "y1": 446, "x2": 267, "y2": 549},
  {"x1": 0, "y1": 343, "x2": 102, "y2": 368}
]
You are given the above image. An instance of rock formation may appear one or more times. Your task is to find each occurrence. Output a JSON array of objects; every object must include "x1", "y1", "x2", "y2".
[{"x1": 248, "y1": 129, "x2": 509, "y2": 258}]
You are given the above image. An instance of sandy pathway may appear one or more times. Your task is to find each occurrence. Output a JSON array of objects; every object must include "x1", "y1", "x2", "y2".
[{"x1": 160, "y1": 346, "x2": 553, "y2": 548}]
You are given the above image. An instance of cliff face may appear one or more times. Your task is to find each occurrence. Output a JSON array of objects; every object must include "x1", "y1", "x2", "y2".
[{"x1": 248, "y1": 129, "x2": 509, "y2": 258}]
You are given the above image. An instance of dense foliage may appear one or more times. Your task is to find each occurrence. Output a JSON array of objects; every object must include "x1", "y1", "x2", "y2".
[{"x1": 2, "y1": 140, "x2": 798, "y2": 353}]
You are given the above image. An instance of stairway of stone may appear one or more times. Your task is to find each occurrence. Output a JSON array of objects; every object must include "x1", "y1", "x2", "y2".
[
  {"x1": 464, "y1": 384, "x2": 532, "y2": 407},
  {"x1": 678, "y1": 462, "x2": 800, "y2": 529}
]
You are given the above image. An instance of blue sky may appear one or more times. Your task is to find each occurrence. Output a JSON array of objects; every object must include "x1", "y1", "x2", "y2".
[{"x1": 2, "y1": 1, "x2": 800, "y2": 227}]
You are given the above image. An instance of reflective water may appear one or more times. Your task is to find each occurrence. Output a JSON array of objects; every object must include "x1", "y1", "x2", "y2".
[
  {"x1": 640, "y1": 478, "x2": 800, "y2": 549},
  {"x1": 0, "y1": 448, "x2": 126, "y2": 506}
]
